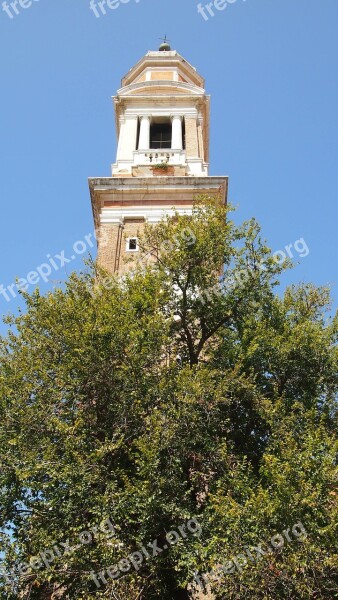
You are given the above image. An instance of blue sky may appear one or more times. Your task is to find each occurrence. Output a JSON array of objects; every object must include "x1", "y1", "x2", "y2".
[{"x1": 0, "y1": 0, "x2": 337, "y2": 332}]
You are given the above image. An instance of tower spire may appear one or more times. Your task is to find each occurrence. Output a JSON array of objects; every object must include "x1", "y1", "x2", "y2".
[{"x1": 159, "y1": 35, "x2": 171, "y2": 51}]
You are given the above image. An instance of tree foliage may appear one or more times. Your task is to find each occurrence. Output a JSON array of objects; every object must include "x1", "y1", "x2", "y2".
[{"x1": 0, "y1": 199, "x2": 337, "y2": 599}]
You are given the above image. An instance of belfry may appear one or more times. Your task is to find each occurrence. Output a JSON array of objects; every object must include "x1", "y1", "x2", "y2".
[{"x1": 89, "y1": 42, "x2": 228, "y2": 275}]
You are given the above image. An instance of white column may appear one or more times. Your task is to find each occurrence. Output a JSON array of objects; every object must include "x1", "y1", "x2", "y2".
[
  {"x1": 138, "y1": 116, "x2": 151, "y2": 150},
  {"x1": 171, "y1": 115, "x2": 183, "y2": 150},
  {"x1": 116, "y1": 116, "x2": 138, "y2": 161},
  {"x1": 116, "y1": 118, "x2": 126, "y2": 160}
]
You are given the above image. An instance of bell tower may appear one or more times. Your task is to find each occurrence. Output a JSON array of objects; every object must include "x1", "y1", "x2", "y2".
[{"x1": 89, "y1": 43, "x2": 228, "y2": 275}]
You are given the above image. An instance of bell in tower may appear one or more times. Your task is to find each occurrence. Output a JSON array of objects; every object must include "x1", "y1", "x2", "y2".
[{"x1": 89, "y1": 45, "x2": 228, "y2": 275}]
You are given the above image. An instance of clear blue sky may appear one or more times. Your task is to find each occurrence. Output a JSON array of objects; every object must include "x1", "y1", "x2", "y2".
[{"x1": 0, "y1": 0, "x2": 337, "y2": 332}]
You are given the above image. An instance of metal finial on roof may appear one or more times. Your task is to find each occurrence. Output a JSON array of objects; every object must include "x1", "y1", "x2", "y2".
[{"x1": 159, "y1": 35, "x2": 171, "y2": 52}]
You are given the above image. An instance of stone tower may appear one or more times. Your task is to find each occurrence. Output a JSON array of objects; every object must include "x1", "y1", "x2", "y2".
[{"x1": 89, "y1": 43, "x2": 228, "y2": 275}]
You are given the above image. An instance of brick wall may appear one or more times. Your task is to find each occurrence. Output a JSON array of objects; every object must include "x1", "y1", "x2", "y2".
[
  {"x1": 185, "y1": 117, "x2": 200, "y2": 158},
  {"x1": 97, "y1": 220, "x2": 148, "y2": 276}
]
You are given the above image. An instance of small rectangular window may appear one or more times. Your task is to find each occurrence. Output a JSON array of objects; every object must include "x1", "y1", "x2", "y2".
[{"x1": 126, "y1": 238, "x2": 139, "y2": 252}]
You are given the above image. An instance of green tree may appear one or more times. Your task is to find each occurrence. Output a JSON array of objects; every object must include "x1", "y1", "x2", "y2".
[{"x1": 0, "y1": 199, "x2": 337, "y2": 599}]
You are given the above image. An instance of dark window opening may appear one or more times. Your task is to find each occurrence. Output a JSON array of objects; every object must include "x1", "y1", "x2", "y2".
[
  {"x1": 128, "y1": 238, "x2": 138, "y2": 251},
  {"x1": 150, "y1": 122, "x2": 172, "y2": 149}
]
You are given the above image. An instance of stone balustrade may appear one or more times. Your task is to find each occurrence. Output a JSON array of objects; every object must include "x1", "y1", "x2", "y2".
[{"x1": 133, "y1": 149, "x2": 186, "y2": 165}]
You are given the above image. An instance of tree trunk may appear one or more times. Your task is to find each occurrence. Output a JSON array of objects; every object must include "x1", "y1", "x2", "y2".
[{"x1": 173, "y1": 588, "x2": 190, "y2": 599}]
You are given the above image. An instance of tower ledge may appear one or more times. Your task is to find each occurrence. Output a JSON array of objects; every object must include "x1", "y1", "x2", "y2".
[{"x1": 89, "y1": 176, "x2": 228, "y2": 231}]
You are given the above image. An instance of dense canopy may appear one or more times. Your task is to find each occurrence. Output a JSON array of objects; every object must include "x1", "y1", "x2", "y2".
[{"x1": 0, "y1": 199, "x2": 337, "y2": 599}]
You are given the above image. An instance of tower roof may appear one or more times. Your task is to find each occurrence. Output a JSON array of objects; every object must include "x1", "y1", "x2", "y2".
[{"x1": 121, "y1": 50, "x2": 205, "y2": 89}]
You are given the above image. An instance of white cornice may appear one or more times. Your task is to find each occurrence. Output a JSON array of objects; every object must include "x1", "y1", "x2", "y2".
[{"x1": 100, "y1": 207, "x2": 193, "y2": 225}]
